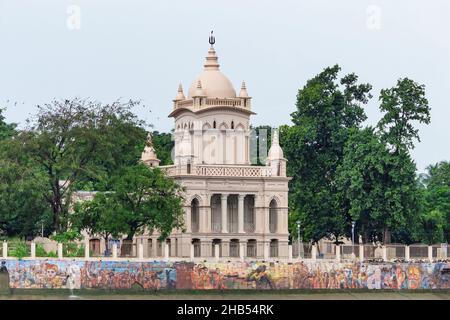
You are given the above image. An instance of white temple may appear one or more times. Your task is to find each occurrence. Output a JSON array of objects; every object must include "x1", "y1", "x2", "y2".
[{"x1": 138, "y1": 33, "x2": 291, "y2": 259}]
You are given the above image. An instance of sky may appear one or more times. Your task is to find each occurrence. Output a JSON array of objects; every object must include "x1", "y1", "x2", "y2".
[{"x1": 0, "y1": 0, "x2": 449, "y2": 173}]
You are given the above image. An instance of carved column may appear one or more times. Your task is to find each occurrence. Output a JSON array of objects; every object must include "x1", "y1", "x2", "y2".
[
  {"x1": 238, "y1": 194, "x2": 245, "y2": 233},
  {"x1": 221, "y1": 194, "x2": 228, "y2": 233}
]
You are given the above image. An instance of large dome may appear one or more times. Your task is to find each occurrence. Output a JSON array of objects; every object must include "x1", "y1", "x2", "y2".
[
  {"x1": 188, "y1": 70, "x2": 236, "y2": 98},
  {"x1": 188, "y1": 47, "x2": 236, "y2": 98}
]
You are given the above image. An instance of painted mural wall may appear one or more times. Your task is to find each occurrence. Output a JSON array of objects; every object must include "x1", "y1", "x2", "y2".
[{"x1": 2, "y1": 260, "x2": 449, "y2": 290}]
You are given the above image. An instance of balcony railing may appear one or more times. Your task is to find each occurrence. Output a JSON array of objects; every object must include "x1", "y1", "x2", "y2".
[
  {"x1": 161, "y1": 164, "x2": 274, "y2": 178},
  {"x1": 173, "y1": 97, "x2": 251, "y2": 110}
]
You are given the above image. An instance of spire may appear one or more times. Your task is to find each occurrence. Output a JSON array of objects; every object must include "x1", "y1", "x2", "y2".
[
  {"x1": 204, "y1": 32, "x2": 220, "y2": 70},
  {"x1": 239, "y1": 81, "x2": 249, "y2": 98},
  {"x1": 272, "y1": 129, "x2": 279, "y2": 146},
  {"x1": 174, "y1": 83, "x2": 186, "y2": 101},
  {"x1": 267, "y1": 128, "x2": 284, "y2": 160},
  {"x1": 141, "y1": 132, "x2": 160, "y2": 167}
]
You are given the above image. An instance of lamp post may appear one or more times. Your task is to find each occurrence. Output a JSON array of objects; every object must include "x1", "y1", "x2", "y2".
[
  {"x1": 351, "y1": 221, "x2": 356, "y2": 259},
  {"x1": 297, "y1": 220, "x2": 303, "y2": 259}
]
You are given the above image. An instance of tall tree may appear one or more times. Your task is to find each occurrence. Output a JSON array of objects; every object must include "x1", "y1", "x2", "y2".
[
  {"x1": 336, "y1": 127, "x2": 421, "y2": 244},
  {"x1": 378, "y1": 78, "x2": 430, "y2": 152},
  {"x1": 376, "y1": 78, "x2": 431, "y2": 243},
  {"x1": 284, "y1": 65, "x2": 372, "y2": 243},
  {"x1": 20, "y1": 98, "x2": 147, "y2": 232}
]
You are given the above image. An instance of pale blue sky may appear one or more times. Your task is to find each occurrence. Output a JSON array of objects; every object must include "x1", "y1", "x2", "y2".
[{"x1": 0, "y1": 0, "x2": 449, "y2": 172}]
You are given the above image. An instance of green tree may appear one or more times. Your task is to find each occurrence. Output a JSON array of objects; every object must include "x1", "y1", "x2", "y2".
[
  {"x1": 419, "y1": 161, "x2": 450, "y2": 242},
  {"x1": 72, "y1": 192, "x2": 129, "y2": 253},
  {"x1": 111, "y1": 164, "x2": 185, "y2": 239},
  {"x1": 0, "y1": 119, "x2": 51, "y2": 238},
  {"x1": 336, "y1": 127, "x2": 421, "y2": 243},
  {"x1": 376, "y1": 78, "x2": 431, "y2": 243},
  {"x1": 378, "y1": 78, "x2": 430, "y2": 152},
  {"x1": 151, "y1": 130, "x2": 174, "y2": 166},
  {"x1": 283, "y1": 65, "x2": 372, "y2": 243},
  {"x1": 0, "y1": 107, "x2": 16, "y2": 140},
  {"x1": 20, "y1": 98, "x2": 146, "y2": 232}
]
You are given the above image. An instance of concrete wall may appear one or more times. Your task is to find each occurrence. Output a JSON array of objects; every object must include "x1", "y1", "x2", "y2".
[{"x1": 2, "y1": 259, "x2": 449, "y2": 290}]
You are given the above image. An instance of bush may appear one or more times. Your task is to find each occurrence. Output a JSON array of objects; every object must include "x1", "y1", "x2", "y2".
[
  {"x1": 8, "y1": 241, "x2": 30, "y2": 259},
  {"x1": 35, "y1": 243, "x2": 57, "y2": 258}
]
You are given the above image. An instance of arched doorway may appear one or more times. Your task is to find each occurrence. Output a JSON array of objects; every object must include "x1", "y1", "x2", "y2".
[
  {"x1": 269, "y1": 199, "x2": 278, "y2": 233},
  {"x1": 191, "y1": 198, "x2": 199, "y2": 233}
]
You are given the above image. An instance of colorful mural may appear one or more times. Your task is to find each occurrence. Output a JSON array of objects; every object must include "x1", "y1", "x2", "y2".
[{"x1": 2, "y1": 259, "x2": 449, "y2": 290}]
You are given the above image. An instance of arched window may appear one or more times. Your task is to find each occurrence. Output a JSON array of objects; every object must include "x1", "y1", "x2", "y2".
[
  {"x1": 213, "y1": 120, "x2": 216, "y2": 129},
  {"x1": 269, "y1": 199, "x2": 278, "y2": 233},
  {"x1": 191, "y1": 198, "x2": 199, "y2": 232},
  {"x1": 270, "y1": 239, "x2": 278, "y2": 258},
  {"x1": 211, "y1": 195, "x2": 222, "y2": 232},
  {"x1": 244, "y1": 195, "x2": 255, "y2": 233},
  {"x1": 231, "y1": 121, "x2": 234, "y2": 129}
]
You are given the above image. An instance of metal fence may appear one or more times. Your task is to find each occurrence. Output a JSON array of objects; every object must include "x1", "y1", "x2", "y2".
[
  {"x1": 410, "y1": 244, "x2": 428, "y2": 259},
  {"x1": 386, "y1": 244, "x2": 405, "y2": 260},
  {"x1": 340, "y1": 245, "x2": 359, "y2": 260},
  {"x1": 292, "y1": 242, "x2": 312, "y2": 259}
]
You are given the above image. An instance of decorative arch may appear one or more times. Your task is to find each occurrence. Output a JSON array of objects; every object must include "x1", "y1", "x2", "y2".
[
  {"x1": 235, "y1": 123, "x2": 245, "y2": 130},
  {"x1": 202, "y1": 122, "x2": 211, "y2": 130},
  {"x1": 188, "y1": 194, "x2": 203, "y2": 206},
  {"x1": 268, "y1": 195, "x2": 281, "y2": 207},
  {"x1": 219, "y1": 122, "x2": 228, "y2": 130},
  {"x1": 191, "y1": 198, "x2": 200, "y2": 233}
]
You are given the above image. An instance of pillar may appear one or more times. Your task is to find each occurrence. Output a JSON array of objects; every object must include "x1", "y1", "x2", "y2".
[
  {"x1": 112, "y1": 243, "x2": 118, "y2": 258},
  {"x1": 263, "y1": 241, "x2": 270, "y2": 260},
  {"x1": 214, "y1": 244, "x2": 220, "y2": 261},
  {"x1": 138, "y1": 243, "x2": 144, "y2": 260},
  {"x1": 311, "y1": 244, "x2": 317, "y2": 261},
  {"x1": 405, "y1": 245, "x2": 410, "y2": 261},
  {"x1": 84, "y1": 240, "x2": 89, "y2": 259},
  {"x1": 428, "y1": 246, "x2": 433, "y2": 262},
  {"x1": 190, "y1": 244, "x2": 195, "y2": 261},
  {"x1": 222, "y1": 240, "x2": 230, "y2": 258},
  {"x1": 30, "y1": 242, "x2": 36, "y2": 258},
  {"x1": 185, "y1": 206, "x2": 192, "y2": 233},
  {"x1": 288, "y1": 245, "x2": 293, "y2": 261},
  {"x1": 264, "y1": 207, "x2": 270, "y2": 234},
  {"x1": 221, "y1": 194, "x2": 228, "y2": 233},
  {"x1": 239, "y1": 242, "x2": 245, "y2": 261},
  {"x1": 335, "y1": 245, "x2": 341, "y2": 262},
  {"x1": 164, "y1": 243, "x2": 170, "y2": 259},
  {"x1": 238, "y1": 194, "x2": 245, "y2": 233},
  {"x1": 382, "y1": 246, "x2": 387, "y2": 261},
  {"x1": 2, "y1": 241, "x2": 7, "y2": 258},
  {"x1": 359, "y1": 244, "x2": 364, "y2": 261},
  {"x1": 58, "y1": 243, "x2": 63, "y2": 259}
]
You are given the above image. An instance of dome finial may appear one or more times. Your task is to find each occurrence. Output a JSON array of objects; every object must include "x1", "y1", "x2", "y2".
[{"x1": 208, "y1": 30, "x2": 215, "y2": 47}]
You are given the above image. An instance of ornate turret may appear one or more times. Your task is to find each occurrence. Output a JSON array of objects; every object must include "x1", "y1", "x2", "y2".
[
  {"x1": 174, "y1": 84, "x2": 186, "y2": 102},
  {"x1": 266, "y1": 129, "x2": 286, "y2": 176},
  {"x1": 141, "y1": 132, "x2": 160, "y2": 167}
]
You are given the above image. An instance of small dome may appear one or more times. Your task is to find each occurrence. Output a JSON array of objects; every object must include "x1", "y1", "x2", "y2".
[{"x1": 188, "y1": 47, "x2": 236, "y2": 98}]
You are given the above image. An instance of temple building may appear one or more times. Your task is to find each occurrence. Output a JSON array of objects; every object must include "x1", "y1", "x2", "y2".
[{"x1": 137, "y1": 34, "x2": 291, "y2": 259}]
